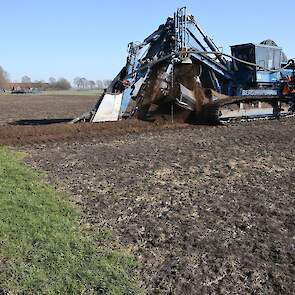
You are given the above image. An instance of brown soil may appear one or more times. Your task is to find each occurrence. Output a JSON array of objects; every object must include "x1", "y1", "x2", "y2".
[
  {"x1": 0, "y1": 94, "x2": 191, "y2": 146},
  {"x1": 0, "y1": 94, "x2": 97, "y2": 126},
  {"x1": 0, "y1": 120, "x2": 190, "y2": 146},
  {"x1": 22, "y1": 118, "x2": 295, "y2": 295},
  {"x1": 1, "y1": 95, "x2": 294, "y2": 294}
]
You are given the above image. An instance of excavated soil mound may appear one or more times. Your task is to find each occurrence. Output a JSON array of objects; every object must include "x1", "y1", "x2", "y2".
[
  {"x1": 0, "y1": 120, "x2": 190, "y2": 146},
  {"x1": 0, "y1": 94, "x2": 192, "y2": 145}
]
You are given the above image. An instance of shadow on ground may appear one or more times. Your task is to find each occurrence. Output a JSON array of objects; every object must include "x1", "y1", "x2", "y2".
[{"x1": 10, "y1": 118, "x2": 73, "y2": 126}]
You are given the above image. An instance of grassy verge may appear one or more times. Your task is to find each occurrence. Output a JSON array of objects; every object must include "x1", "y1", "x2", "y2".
[{"x1": 0, "y1": 147, "x2": 142, "y2": 294}]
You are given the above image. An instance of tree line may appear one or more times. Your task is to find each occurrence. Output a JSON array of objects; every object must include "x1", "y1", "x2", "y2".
[
  {"x1": 73, "y1": 77, "x2": 112, "y2": 90},
  {"x1": 20, "y1": 76, "x2": 71, "y2": 90},
  {"x1": 0, "y1": 65, "x2": 112, "y2": 91}
]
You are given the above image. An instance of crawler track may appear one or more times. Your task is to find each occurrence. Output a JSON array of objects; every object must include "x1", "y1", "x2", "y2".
[{"x1": 199, "y1": 95, "x2": 295, "y2": 124}]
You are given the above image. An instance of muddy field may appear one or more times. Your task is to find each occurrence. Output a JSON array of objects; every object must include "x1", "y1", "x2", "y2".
[
  {"x1": 0, "y1": 95, "x2": 294, "y2": 294},
  {"x1": 22, "y1": 120, "x2": 294, "y2": 295},
  {"x1": 0, "y1": 94, "x2": 97, "y2": 126}
]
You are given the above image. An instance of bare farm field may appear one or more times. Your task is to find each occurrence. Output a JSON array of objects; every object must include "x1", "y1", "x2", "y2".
[
  {"x1": 0, "y1": 95, "x2": 294, "y2": 294},
  {"x1": 0, "y1": 93, "x2": 98, "y2": 126}
]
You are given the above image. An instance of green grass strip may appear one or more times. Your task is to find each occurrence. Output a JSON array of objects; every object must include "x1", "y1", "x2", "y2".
[{"x1": 0, "y1": 147, "x2": 142, "y2": 295}]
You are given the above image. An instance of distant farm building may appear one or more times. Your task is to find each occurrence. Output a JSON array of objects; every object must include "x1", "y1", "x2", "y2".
[{"x1": 9, "y1": 82, "x2": 50, "y2": 93}]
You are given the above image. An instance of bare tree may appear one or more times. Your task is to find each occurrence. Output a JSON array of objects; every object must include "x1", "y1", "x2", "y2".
[
  {"x1": 96, "y1": 80, "x2": 104, "y2": 89},
  {"x1": 49, "y1": 77, "x2": 56, "y2": 85},
  {"x1": 73, "y1": 77, "x2": 88, "y2": 88},
  {"x1": 0, "y1": 66, "x2": 9, "y2": 89},
  {"x1": 22, "y1": 75, "x2": 31, "y2": 83},
  {"x1": 103, "y1": 79, "x2": 112, "y2": 88},
  {"x1": 55, "y1": 78, "x2": 71, "y2": 90},
  {"x1": 73, "y1": 77, "x2": 82, "y2": 88},
  {"x1": 88, "y1": 80, "x2": 96, "y2": 89},
  {"x1": 80, "y1": 77, "x2": 88, "y2": 89}
]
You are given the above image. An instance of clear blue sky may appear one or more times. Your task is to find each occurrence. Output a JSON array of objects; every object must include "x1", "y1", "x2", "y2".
[{"x1": 1, "y1": 0, "x2": 294, "y2": 83}]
